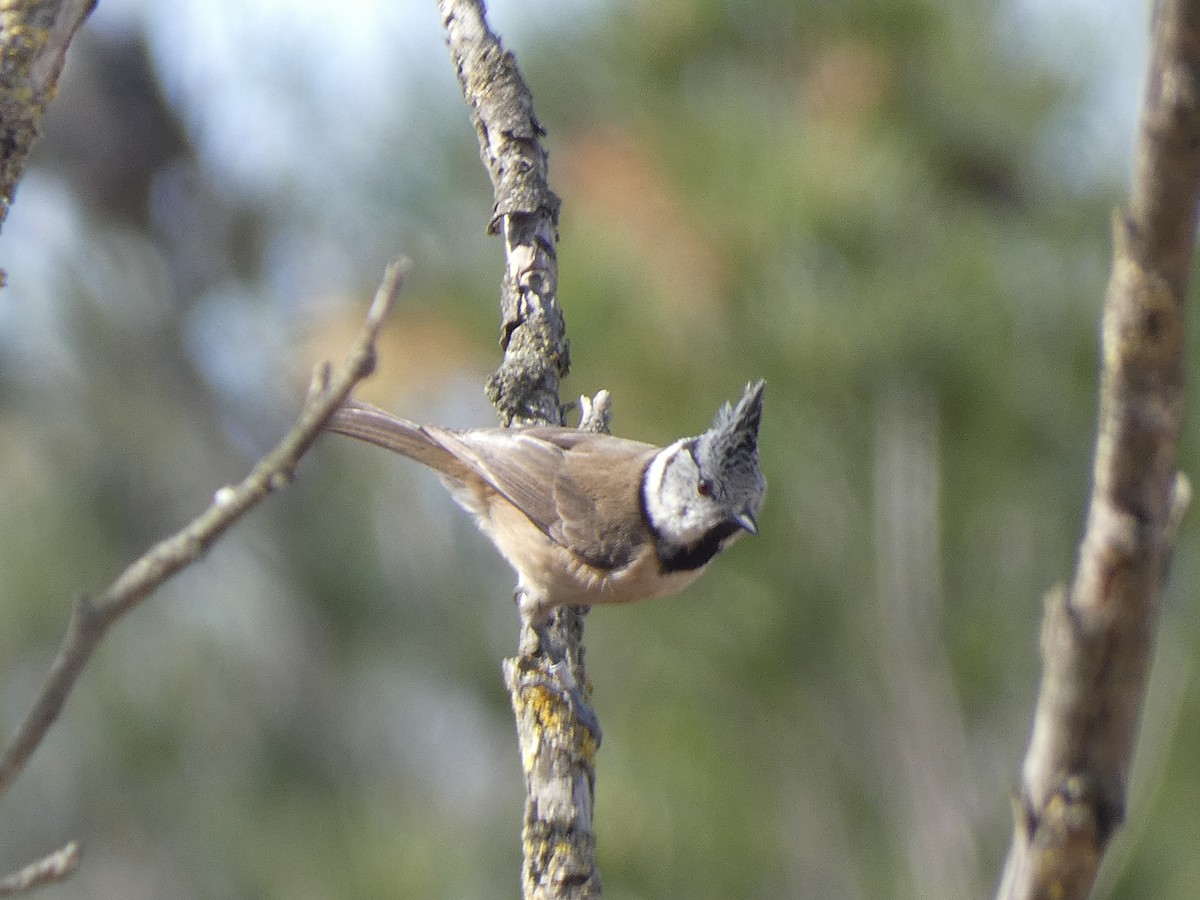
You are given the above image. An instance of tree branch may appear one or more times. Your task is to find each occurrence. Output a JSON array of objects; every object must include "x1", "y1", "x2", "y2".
[
  {"x1": 996, "y1": 1, "x2": 1200, "y2": 896},
  {"x1": 0, "y1": 841, "x2": 78, "y2": 897},
  {"x1": 437, "y1": 2, "x2": 599, "y2": 898},
  {"x1": 0, "y1": 262, "x2": 406, "y2": 883},
  {"x1": 0, "y1": 0, "x2": 96, "y2": 249},
  {"x1": 437, "y1": 0, "x2": 567, "y2": 426}
]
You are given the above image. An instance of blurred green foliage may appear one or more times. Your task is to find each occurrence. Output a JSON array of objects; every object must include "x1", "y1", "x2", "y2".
[{"x1": 0, "y1": 1, "x2": 1196, "y2": 898}]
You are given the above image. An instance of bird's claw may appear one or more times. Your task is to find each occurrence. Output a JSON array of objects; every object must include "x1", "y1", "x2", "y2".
[
  {"x1": 546, "y1": 658, "x2": 603, "y2": 745},
  {"x1": 528, "y1": 621, "x2": 603, "y2": 746}
]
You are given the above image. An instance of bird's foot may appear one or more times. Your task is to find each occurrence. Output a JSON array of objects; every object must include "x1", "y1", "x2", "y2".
[{"x1": 529, "y1": 621, "x2": 603, "y2": 746}]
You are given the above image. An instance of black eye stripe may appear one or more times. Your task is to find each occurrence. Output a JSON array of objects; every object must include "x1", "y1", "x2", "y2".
[{"x1": 687, "y1": 441, "x2": 711, "y2": 494}]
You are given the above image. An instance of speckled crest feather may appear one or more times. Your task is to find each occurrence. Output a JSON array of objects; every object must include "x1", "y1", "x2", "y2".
[{"x1": 695, "y1": 380, "x2": 765, "y2": 474}]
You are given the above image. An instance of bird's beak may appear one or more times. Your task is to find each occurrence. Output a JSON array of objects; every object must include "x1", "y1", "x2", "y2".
[{"x1": 733, "y1": 510, "x2": 758, "y2": 534}]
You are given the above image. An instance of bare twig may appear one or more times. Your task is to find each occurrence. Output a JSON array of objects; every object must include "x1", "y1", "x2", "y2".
[
  {"x1": 0, "y1": 261, "x2": 405, "y2": 808},
  {"x1": 578, "y1": 390, "x2": 612, "y2": 434},
  {"x1": 0, "y1": 841, "x2": 79, "y2": 896},
  {"x1": 437, "y1": 2, "x2": 599, "y2": 897},
  {"x1": 996, "y1": 1, "x2": 1200, "y2": 896}
]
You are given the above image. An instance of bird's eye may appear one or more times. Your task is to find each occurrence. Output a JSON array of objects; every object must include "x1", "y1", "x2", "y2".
[{"x1": 697, "y1": 478, "x2": 713, "y2": 497}]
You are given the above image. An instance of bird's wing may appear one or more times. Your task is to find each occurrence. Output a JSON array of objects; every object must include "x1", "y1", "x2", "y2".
[
  {"x1": 425, "y1": 426, "x2": 572, "y2": 535},
  {"x1": 551, "y1": 435, "x2": 659, "y2": 569},
  {"x1": 427, "y1": 426, "x2": 658, "y2": 569}
]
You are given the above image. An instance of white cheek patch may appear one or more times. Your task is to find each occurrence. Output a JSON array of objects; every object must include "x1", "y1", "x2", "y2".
[
  {"x1": 643, "y1": 439, "x2": 713, "y2": 546},
  {"x1": 643, "y1": 439, "x2": 686, "y2": 513}
]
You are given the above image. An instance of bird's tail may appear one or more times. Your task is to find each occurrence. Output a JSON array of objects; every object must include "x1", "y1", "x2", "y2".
[{"x1": 326, "y1": 398, "x2": 469, "y2": 478}]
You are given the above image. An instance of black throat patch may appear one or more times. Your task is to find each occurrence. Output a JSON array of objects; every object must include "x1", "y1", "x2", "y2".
[{"x1": 655, "y1": 520, "x2": 742, "y2": 573}]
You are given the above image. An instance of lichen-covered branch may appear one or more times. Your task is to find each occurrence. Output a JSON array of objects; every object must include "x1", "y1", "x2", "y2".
[
  {"x1": 0, "y1": 263, "x2": 405, "y2": 886},
  {"x1": 995, "y1": 1, "x2": 1200, "y2": 896},
  {"x1": 0, "y1": 0, "x2": 96, "y2": 249},
  {"x1": 437, "y1": 2, "x2": 599, "y2": 898},
  {"x1": 437, "y1": 0, "x2": 567, "y2": 427}
]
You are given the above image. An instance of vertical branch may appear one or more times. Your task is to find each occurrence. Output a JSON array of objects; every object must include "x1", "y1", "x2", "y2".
[
  {"x1": 438, "y1": 0, "x2": 567, "y2": 426},
  {"x1": 996, "y1": 0, "x2": 1200, "y2": 897},
  {"x1": 437, "y1": 3, "x2": 600, "y2": 899}
]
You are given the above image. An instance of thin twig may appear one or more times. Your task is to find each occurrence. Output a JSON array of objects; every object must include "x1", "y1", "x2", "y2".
[
  {"x1": 0, "y1": 260, "x2": 406, "y2": 803},
  {"x1": 437, "y1": 3, "x2": 599, "y2": 898},
  {"x1": 995, "y1": 0, "x2": 1200, "y2": 895},
  {"x1": 0, "y1": 841, "x2": 79, "y2": 896}
]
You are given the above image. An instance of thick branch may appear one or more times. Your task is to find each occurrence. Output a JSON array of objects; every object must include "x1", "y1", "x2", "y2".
[
  {"x1": 0, "y1": 0, "x2": 96, "y2": 243},
  {"x1": 437, "y1": 3, "x2": 599, "y2": 898},
  {"x1": 996, "y1": 1, "x2": 1200, "y2": 897},
  {"x1": 438, "y1": 0, "x2": 567, "y2": 426},
  {"x1": 0, "y1": 262, "x2": 405, "y2": 807}
]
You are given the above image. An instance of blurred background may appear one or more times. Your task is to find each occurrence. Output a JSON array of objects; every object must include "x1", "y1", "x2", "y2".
[{"x1": 0, "y1": 0, "x2": 1195, "y2": 897}]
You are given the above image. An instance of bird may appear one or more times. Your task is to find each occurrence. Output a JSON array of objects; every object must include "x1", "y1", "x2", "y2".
[{"x1": 325, "y1": 380, "x2": 766, "y2": 739}]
